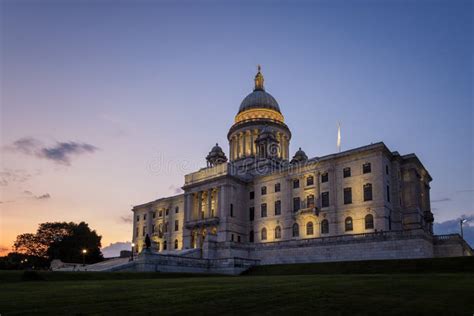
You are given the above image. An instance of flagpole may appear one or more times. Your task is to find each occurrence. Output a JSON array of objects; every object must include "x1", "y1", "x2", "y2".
[{"x1": 337, "y1": 122, "x2": 341, "y2": 153}]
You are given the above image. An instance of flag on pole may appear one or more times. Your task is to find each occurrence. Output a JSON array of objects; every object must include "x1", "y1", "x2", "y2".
[{"x1": 337, "y1": 122, "x2": 341, "y2": 152}]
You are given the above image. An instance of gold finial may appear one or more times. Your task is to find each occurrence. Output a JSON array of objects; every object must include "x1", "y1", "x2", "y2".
[{"x1": 254, "y1": 65, "x2": 264, "y2": 91}]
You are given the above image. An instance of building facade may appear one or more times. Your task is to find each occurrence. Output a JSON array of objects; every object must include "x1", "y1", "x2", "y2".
[{"x1": 129, "y1": 68, "x2": 470, "y2": 271}]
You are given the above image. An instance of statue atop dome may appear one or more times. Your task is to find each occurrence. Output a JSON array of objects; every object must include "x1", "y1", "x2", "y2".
[{"x1": 254, "y1": 65, "x2": 264, "y2": 91}]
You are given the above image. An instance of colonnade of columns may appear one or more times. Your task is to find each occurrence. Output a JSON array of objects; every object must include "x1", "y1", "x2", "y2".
[
  {"x1": 186, "y1": 187, "x2": 222, "y2": 220},
  {"x1": 229, "y1": 129, "x2": 290, "y2": 161}
]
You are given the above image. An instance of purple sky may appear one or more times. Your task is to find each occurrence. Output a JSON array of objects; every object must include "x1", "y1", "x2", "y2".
[{"x1": 1, "y1": 0, "x2": 472, "y2": 254}]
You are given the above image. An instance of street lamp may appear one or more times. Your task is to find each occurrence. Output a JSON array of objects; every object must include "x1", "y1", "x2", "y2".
[
  {"x1": 82, "y1": 249, "x2": 87, "y2": 266},
  {"x1": 131, "y1": 243, "x2": 135, "y2": 261},
  {"x1": 460, "y1": 219, "x2": 468, "y2": 238}
]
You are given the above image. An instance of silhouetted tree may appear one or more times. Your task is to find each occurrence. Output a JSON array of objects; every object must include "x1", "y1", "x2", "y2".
[{"x1": 12, "y1": 221, "x2": 103, "y2": 264}]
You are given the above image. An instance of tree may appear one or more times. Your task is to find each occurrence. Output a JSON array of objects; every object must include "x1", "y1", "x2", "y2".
[
  {"x1": 12, "y1": 221, "x2": 103, "y2": 264},
  {"x1": 48, "y1": 222, "x2": 103, "y2": 264}
]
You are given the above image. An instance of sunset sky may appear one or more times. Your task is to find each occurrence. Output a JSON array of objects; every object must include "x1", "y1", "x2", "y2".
[{"x1": 1, "y1": 0, "x2": 473, "y2": 255}]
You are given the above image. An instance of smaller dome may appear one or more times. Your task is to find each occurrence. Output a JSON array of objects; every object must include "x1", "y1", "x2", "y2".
[
  {"x1": 291, "y1": 147, "x2": 308, "y2": 164},
  {"x1": 206, "y1": 143, "x2": 227, "y2": 167}
]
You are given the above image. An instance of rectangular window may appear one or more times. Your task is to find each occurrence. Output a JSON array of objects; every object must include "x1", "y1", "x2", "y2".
[
  {"x1": 274, "y1": 183, "x2": 281, "y2": 192},
  {"x1": 321, "y1": 173, "x2": 329, "y2": 183},
  {"x1": 231, "y1": 234, "x2": 234, "y2": 242},
  {"x1": 237, "y1": 235, "x2": 241, "y2": 243},
  {"x1": 159, "y1": 210, "x2": 163, "y2": 217},
  {"x1": 364, "y1": 184, "x2": 373, "y2": 201},
  {"x1": 261, "y1": 203, "x2": 267, "y2": 217},
  {"x1": 143, "y1": 214, "x2": 147, "y2": 220},
  {"x1": 175, "y1": 206, "x2": 179, "y2": 213},
  {"x1": 249, "y1": 191, "x2": 255, "y2": 200},
  {"x1": 293, "y1": 197, "x2": 300, "y2": 212},
  {"x1": 306, "y1": 176, "x2": 314, "y2": 186},
  {"x1": 321, "y1": 192, "x2": 329, "y2": 208},
  {"x1": 343, "y1": 167, "x2": 351, "y2": 178},
  {"x1": 174, "y1": 220, "x2": 179, "y2": 231},
  {"x1": 293, "y1": 179, "x2": 300, "y2": 189},
  {"x1": 136, "y1": 216, "x2": 140, "y2": 222},
  {"x1": 142, "y1": 226, "x2": 146, "y2": 236},
  {"x1": 261, "y1": 186, "x2": 267, "y2": 195},
  {"x1": 363, "y1": 163, "x2": 371, "y2": 174},
  {"x1": 165, "y1": 209, "x2": 169, "y2": 216},
  {"x1": 230, "y1": 203, "x2": 234, "y2": 217},
  {"x1": 387, "y1": 185, "x2": 390, "y2": 203},
  {"x1": 152, "y1": 224, "x2": 155, "y2": 233},
  {"x1": 275, "y1": 200, "x2": 281, "y2": 215},
  {"x1": 307, "y1": 195, "x2": 315, "y2": 208},
  {"x1": 152, "y1": 212, "x2": 156, "y2": 219},
  {"x1": 249, "y1": 207, "x2": 255, "y2": 221},
  {"x1": 135, "y1": 227, "x2": 139, "y2": 237},
  {"x1": 386, "y1": 165, "x2": 389, "y2": 175},
  {"x1": 344, "y1": 187, "x2": 352, "y2": 205}
]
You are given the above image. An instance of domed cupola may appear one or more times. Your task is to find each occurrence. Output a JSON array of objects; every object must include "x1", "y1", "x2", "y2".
[
  {"x1": 291, "y1": 147, "x2": 308, "y2": 164},
  {"x1": 206, "y1": 143, "x2": 227, "y2": 167},
  {"x1": 238, "y1": 66, "x2": 281, "y2": 114},
  {"x1": 228, "y1": 66, "x2": 291, "y2": 162}
]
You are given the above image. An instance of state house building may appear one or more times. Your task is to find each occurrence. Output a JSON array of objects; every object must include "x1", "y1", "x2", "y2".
[{"x1": 129, "y1": 67, "x2": 471, "y2": 272}]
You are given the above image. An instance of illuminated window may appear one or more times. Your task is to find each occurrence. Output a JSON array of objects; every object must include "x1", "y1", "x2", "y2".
[
  {"x1": 344, "y1": 187, "x2": 352, "y2": 205},
  {"x1": 261, "y1": 228, "x2": 267, "y2": 241},
  {"x1": 321, "y1": 192, "x2": 329, "y2": 208},
  {"x1": 275, "y1": 226, "x2": 282, "y2": 239},
  {"x1": 174, "y1": 239, "x2": 179, "y2": 249},
  {"x1": 275, "y1": 183, "x2": 281, "y2": 192},
  {"x1": 365, "y1": 214, "x2": 374, "y2": 230},
  {"x1": 343, "y1": 167, "x2": 351, "y2": 178},
  {"x1": 306, "y1": 175, "x2": 314, "y2": 186},
  {"x1": 321, "y1": 173, "x2": 329, "y2": 183},
  {"x1": 275, "y1": 200, "x2": 281, "y2": 215},
  {"x1": 363, "y1": 163, "x2": 371, "y2": 174},
  {"x1": 261, "y1": 186, "x2": 267, "y2": 195},
  {"x1": 292, "y1": 223, "x2": 299, "y2": 237},
  {"x1": 364, "y1": 183, "x2": 373, "y2": 201},
  {"x1": 306, "y1": 222, "x2": 314, "y2": 235},
  {"x1": 345, "y1": 217, "x2": 353, "y2": 231},
  {"x1": 261, "y1": 203, "x2": 267, "y2": 217},
  {"x1": 307, "y1": 194, "x2": 315, "y2": 208},
  {"x1": 321, "y1": 219, "x2": 329, "y2": 234},
  {"x1": 293, "y1": 197, "x2": 300, "y2": 212},
  {"x1": 293, "y1": 179, "x2": 300, "y2": 189}
]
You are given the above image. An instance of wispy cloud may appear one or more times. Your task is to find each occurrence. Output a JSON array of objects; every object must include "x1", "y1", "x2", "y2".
[
  {"x1": 0, "y1": 169, "x2": 39, "y2": 187},
  {"x1": 23, "y1": 190, "x2": 51, "y2": 200},
  {"x1": 168, "y1": 184, "x2": 183, "y2": 194},
  {"x1": 431, "y1": 197, "x2": 451, "y2": 203},
  {"x1": 6, "y1": 137, "x2": 98, "y2": 166},
  {"x1": 120, "y1": 215, "x2": 133, "y2": 224}
]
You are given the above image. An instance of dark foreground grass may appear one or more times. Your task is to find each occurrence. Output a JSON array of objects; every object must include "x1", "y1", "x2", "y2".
[{"x1": 0, "y1": 273, "x2": 473, "y2": 315}]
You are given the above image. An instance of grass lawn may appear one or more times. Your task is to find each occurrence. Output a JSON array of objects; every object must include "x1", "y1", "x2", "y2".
[{"x1": 0, "y1": 272, "x2": 473, "y2": 315}]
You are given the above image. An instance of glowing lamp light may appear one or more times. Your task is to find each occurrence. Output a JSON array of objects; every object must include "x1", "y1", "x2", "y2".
[{"x1": 82, "y1": 249, "x2": 87, "y2": 254}]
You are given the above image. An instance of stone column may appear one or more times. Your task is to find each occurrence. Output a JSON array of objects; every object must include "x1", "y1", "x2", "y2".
[
  {"x1": 198, "y1": 191, "x2": 203, "y2": 219},
  {"x1": 250, "y1": 131, "x2": 254, "y2": 156},
  {"x1": 316, "y1": 172, "x2": 321, "y2": 209},
  {"x1": 242, "y1": 132, "x2": 246, "y2": 158},
  {"x1": 207, "y1": 189, "x2": 212, "y2": 218}
]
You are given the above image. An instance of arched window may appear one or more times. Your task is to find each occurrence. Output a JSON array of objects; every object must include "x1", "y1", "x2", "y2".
[
  {"x1": 345, "y1": 217, "x2": 353, "y2": 231},
  {"x1": 292, "y1": 223, "x2": 299, "y2": 237},
  {"x1": 261, "y1": 228, "x2": 267, "y2": 241},
  {"x1": 275, "y1": 226, "x2": 281, "y2": 239},
  {"x1": 174, "y1": 239, "x2": 179, "y2": 249},
  {"x1": 321, "y1": 219, "x2": 329, "y2": 234},
  {"x1": 249, "y1": 230, "x2": 254, "y2": 243},
  {"x1": 365, "y1": 214, "x2": 374, "y2": 229},
  {"x1": 306, "y1": 222, "x2": 314, "y2": 235}
]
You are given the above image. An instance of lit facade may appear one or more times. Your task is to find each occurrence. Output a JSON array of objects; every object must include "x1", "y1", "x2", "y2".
[{"x1": 130, "y1": 68, "x2": 469, "y2": 267}]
